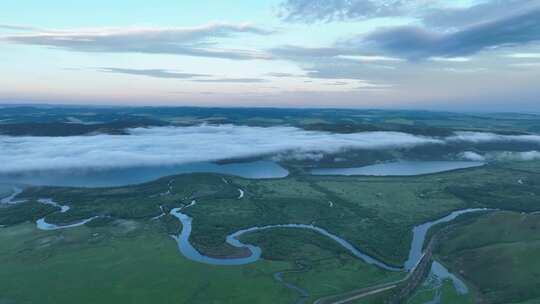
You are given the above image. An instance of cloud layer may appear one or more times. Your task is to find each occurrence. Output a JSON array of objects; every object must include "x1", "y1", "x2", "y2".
[
  {"x1": 280, "y1": 0, "x2": 540, "y2": 28},
  {"x1": 448, "y1": 132, "x2": 540, "y2": 144},
  {"x1": 363, "y1": 7, "x2": 540, "y2": 60},
  {"x1": 280, "y1": 0, "x2": 413, "y2": 22},
  {"x1": 2, "y1": 23, "x2": 272, "y2": 60},
  {"x1": 2, "y1": 126, "x2": 540, "y2": 174},
  {"x1": 0, "y1": 125, "x2": 441, "y2": 173},
  {"x1": 460, "y1": 150, "x2": 540, "y2": 162},
  {"x1": 100, "y1": 68, "x2": 210, "y2": 79},
  {"x1": 99, "y1": 68, "x2": 267, "y2": 83},
  {"x1": 278, "y1": 1, "x2": 540, "y2": 61}
]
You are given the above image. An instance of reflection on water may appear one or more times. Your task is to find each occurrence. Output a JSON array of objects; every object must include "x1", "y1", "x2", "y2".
[
  {"x1": 311, "y1": 161, "x2": 484, "y2": 176},
  {"x1": 0, "y1": 160, "x2": 289, "y2": 187}
]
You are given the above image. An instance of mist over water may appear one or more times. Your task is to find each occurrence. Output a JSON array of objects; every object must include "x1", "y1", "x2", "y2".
[
  {"x1": 0, "y1": 125, "x2": 442, "y2": 174},
  {"x1": 0, "y1": 161, "x2": 288, "y2": 187},
  {"x1": 1, "y1": 125, "x2": 539, "y2": 187}
]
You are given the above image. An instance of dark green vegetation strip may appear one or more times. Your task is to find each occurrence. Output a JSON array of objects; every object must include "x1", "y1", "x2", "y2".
[
  {"x1": 0, "y1": 201, "x2": 58, "y2": 226},
  {"x1": 241, "y1": 229, "x2": 404, "y2": 302},
  {"x1": 2, "y1": 106, "x2": 539, "y2": 135},
  {"x1": 436, "y1": 211, "x2": 540, "y2": 304},
  {"x1": 0, "y1": 119, "x2": 166, "y2": 136}
]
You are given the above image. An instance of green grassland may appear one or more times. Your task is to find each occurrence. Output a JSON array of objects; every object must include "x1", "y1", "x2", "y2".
[
  {"x1": 349, "y1": 288, "x2": 397, "y2": 304},
  {"x1": 0, "y1": 221, "x2": 296, "y2": 304},
  {"x1": 435, "y1": 211, "x2": 540, "y2": 304},
  {"x1": 0, "y1": 218, "x2": 401, "y2": 304},
  {"x1": 1, "y1": 161, "x2": 540, "y2": 303},
  {"x1": 0, "y1": 184, "x2": 13, "y2": 199},
  {"x1": 240, "y1": 229, "x2": 405, "y2": 302},
  {"x1": 6, "y1": 162, "x2": 540, "y2": 266},
  {"x1": 408, "y1": 279, "x2": 475, "y2": 304}
]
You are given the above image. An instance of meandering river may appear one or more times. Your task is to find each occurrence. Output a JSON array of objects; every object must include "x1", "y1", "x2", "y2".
[
  {"x1": 33, "y1": 198, "x2": 99, "y2": 231},
  {"x1": 170, "y1": 208, "x2": 488, "y2": 272},
  {"x1": 0, "y1": 186, "x2": 24, "y2": 204}
]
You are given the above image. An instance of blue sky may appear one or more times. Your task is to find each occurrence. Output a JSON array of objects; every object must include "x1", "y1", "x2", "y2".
[{"x1": 1, "y1": 0, "x2": 539, "y2": 111}]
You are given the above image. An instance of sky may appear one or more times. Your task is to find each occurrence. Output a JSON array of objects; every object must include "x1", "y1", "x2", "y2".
[{"x1": 0, "y1": 0, "x2": 539, "y2": 111}]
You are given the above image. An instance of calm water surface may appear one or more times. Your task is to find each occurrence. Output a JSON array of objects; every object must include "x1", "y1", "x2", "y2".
[
  {"x1": 0, "y1": 160, "x2": 289, "y2": 187},
  {"x1": 311, "y1": 161, "x2": 484, "y2": 176}
]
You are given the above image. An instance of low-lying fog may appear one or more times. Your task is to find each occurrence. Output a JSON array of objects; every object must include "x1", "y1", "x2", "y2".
[{"x1": 0, "y1": 125, "x2": 539, "y2": 182}]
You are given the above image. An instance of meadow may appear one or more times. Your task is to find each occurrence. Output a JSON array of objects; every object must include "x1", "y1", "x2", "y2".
[
  {"x1": 1, "y1": 160, "x2": 539, "y2": 303},
  {"x1": 435, "y1": 211, "x2": 540, "y2": 304},
  {"x1": 0, "y1": 221, "x2": 295, "y2": 304}
]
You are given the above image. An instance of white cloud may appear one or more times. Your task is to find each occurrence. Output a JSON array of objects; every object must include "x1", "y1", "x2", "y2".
[
  {"x1": 272, "y1": 151, "x2": 325, "y2": 162},
  {"x1": 489, "y1": 150, "x2": 540, "y2": 161},
  {"x1": 506, "y1": 53, "x2": 540, "y2": 59},
  {"x1": 0, "y1": 125, "x2": 442, "y2": 173},
  {"x1": 447, "y1": 132, "x2": 540, "y2": 144},
  {"x1": 510, "y1": 62, "x2": 540, "y2": 68},
  {"x1": 429, "y1": 57, "x2": 471, "y2": 62},
  {"x1": 336, "y1": 55, "x2": 404, "y2": 62},
  {"x1": 459, "y1": 151, "x2": 486, "y2": 161},
  {"x1": 1, "y1": 23, "x2": 273, "y2": 60},
  {"x1": 440, "y1": 67, "x2": 487, "y2": 73},
  {"x1": 459, "y1": 150, "x2": 540, "y2": 162},
  {"x1": 3, "y1": 126, "x2": 540, "y2": 174}
]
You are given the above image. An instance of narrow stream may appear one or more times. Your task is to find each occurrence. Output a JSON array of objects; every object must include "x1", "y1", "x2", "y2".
[
  {"x1": 0, "y1": 186, "x2": 24, "y2": 204},
  {"x1": 35, "y1": 198, "x2": 99, "y2": 231},
  {"x1": 274, "y1": 270, "x2": 310, "y2": 304}
]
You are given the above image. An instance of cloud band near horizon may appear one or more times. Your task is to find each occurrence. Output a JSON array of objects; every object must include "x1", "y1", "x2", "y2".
[{"x1": 1, "y1": 125, "x2": 540, "y2": 174}]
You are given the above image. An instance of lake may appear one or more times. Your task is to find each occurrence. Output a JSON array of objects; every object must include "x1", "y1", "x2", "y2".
[
  {"x1": 311, "y1": 160, "x2": 484, "y2": 176},
  {"x1": 0, "y1": 160, "x2": 289, "y2": 187}
]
